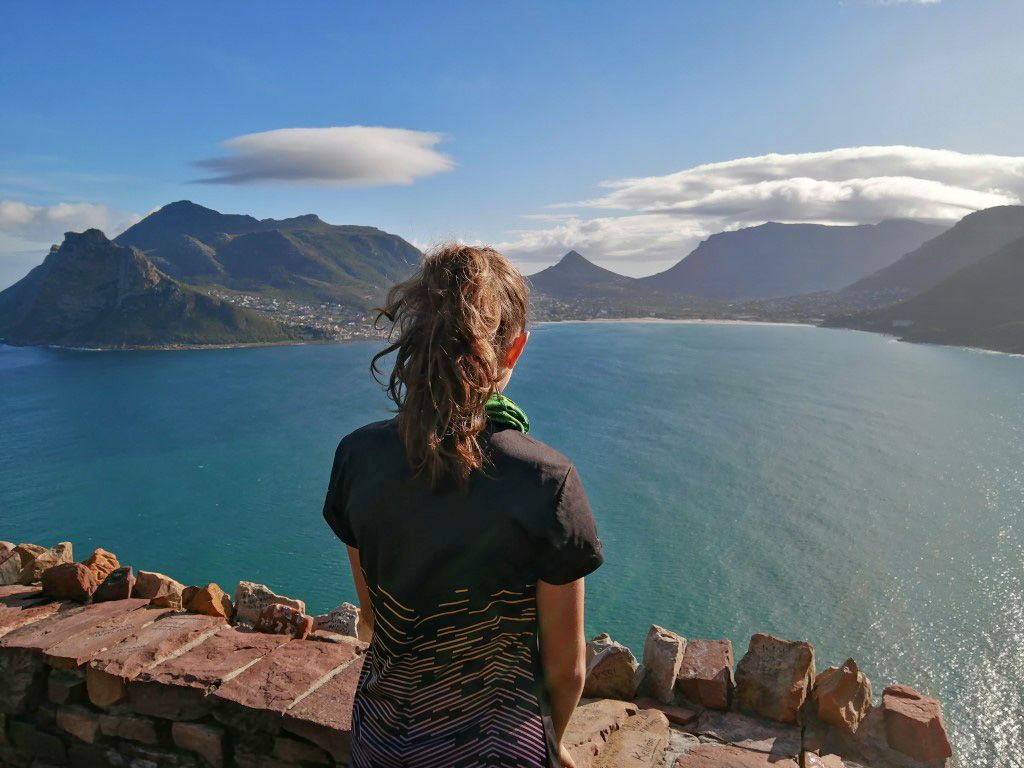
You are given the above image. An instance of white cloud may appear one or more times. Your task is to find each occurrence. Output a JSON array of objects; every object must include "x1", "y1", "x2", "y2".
[
  {"x1": 195, "y1": 126, "x2": 455, "y2": 186},
  {"x1": 500, "y1": 146, "x2": 1024, "y2": 274},
  {"x1": 0, "y1": 200, "x2": 140, "y2": 252}
]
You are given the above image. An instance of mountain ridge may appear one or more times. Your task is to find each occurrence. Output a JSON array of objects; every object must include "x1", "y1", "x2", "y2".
[
  {"x1": 0, "y1": 229, "x2": 310, "y2": 348},
  {"x1": 115, "y1": 201, "x2": 422, "y2": 308}
]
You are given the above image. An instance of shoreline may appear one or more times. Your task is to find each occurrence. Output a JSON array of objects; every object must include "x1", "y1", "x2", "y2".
[{"x1": 536, "y1": 317, "x2": 817, "y2": 328}]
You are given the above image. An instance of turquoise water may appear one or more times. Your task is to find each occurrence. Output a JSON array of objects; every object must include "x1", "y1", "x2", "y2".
[{"x1": 2, "y1": 323, "x2": 1022, "y2": 764}]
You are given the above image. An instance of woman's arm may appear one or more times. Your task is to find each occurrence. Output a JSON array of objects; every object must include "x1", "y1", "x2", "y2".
[
  {"x1": 346, "y1": 545, "x2": 375, "y2": 643},
  {"x1": 537, "y1": 577, "x2": 587, "y2": 767}
]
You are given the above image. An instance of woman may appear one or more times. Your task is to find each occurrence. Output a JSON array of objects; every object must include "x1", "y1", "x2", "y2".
[{"x1": 323, "y1": 243, "x2": 603, "y2": 768}]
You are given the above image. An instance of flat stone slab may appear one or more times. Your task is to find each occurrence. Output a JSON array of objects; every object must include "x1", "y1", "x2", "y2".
[
  {"x1": 0, "y1": 585, "x2": 40, "y2": 599},
  {"x1": 686, "y1": 710, "x2": 800, "y2": 758},
  {"x1": 282, "y1": 656, "x2": 364, "y2": 761},
  {"x1": 128, "y1": 627, "x2": 292, "y2": 720},
  {"x1": 674, "y1": 743, "x2": 800, "y2": 767},
  {"x1": 45, "y1": 607, "x2": 169, "y2": 670},
  {"x1": 211, "y1": 637, "x2": 362, "y2": 733},
  {"x1": 0, "y1": 594, "x2": 64, "y2": 637},
  {"x1": 89, "y1": 613, "x2": 227, "y2": 681},
  {"x1": 1, "y1": 599, "x2": 149, "y2": 653},
  {"x1": 593, "y1": 709, "x2": 670, "y2": 767},
  {"x1": 566, "y1": 699, "x2": 639, "y2": 767}
]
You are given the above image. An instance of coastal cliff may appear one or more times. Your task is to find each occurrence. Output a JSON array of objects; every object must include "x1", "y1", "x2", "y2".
[{"x1": 0, "y1": 540, "x2": 955, "y2": 768}]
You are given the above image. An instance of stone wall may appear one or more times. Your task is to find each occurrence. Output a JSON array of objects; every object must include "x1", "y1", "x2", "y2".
[{"x1": 0, "y1": 540, "x2": 955, "y2": 768}]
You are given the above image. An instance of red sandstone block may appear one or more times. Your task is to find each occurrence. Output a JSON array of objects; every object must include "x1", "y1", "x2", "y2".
[
  {"x1": 881, "y1": 684, "x2": 953, "y2": 762},
  {"x1": 89, "y1": 613, "x2": 226, "y2": 681},
  {"x1": 674, "y1": 743, "x2": 799, "y2": 767},
  {"x1": 56, "y1": 703, "x2": 101, "y2": 743},
  {"x1": 211, "y1": 637, "x2": 362, "y2": 733},
  {"x1": 128, "y1": 627, "x2": 291, "y2": 720},
  {"x1": 86, "y1": 613, "x2": 226, "y2": 707},
  {"x1": 0, "y1": 597, "x2": 64, "y2": 639},
  {"x1": 99, "y1": 709, "x2": 160, "y2": 744},
  {"x1": 282, "y1": 656, "x2": 364, "y2": 761},
  {"x1": 45, "y1": 606, "x2": 168, "y2": 670},
  {"x1": 254, "y1": 603, "x2": 313, "y2": 639},
  {"x1": 172, "y1": 721, "x2": 225, "y2": 768},
  {"x1": 1, "y1": 598, "x2": 149, "y2": 654},
  {"x1": 676, "y1": 639, "x2": 735, "y2": 710}
]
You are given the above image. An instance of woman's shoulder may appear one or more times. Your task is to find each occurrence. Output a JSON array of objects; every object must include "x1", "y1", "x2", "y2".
[
  {"x1": 334, "y1": 417, "x2": 400, "y2": 456},
  {"x1": 486, "y1": 427, "x2": 576, "y2": 485}
]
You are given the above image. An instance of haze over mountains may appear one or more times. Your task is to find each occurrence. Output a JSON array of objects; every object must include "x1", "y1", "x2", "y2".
[{"x1": 639, "y1": 220, "x2": 946, "y2": 299}]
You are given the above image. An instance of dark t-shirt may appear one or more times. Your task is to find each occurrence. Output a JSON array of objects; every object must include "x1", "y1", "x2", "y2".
[{"x1": 323, "y1": 417, "x2": 603, "y2": 768}]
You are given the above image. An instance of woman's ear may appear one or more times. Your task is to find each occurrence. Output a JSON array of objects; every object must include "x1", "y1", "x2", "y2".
[{"x1": 504, "y1": 331, "x2": 529, "y2": 369}]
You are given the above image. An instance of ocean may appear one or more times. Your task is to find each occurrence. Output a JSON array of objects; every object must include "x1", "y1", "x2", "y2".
[{"x1": 1, "y1": 322, "x2": 1022, "y2": 764}]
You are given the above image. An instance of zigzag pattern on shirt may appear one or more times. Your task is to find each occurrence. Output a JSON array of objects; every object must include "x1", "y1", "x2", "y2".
[{"x1": 350, "y1": 579, "x2": 550, "y2": 768}]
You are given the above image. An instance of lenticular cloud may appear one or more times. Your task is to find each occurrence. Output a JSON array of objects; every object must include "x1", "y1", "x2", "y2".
[
  {"x1": 195, "y1": 126, "x2": 455, "y2": 186},
  {"x1": 503, "y1": 146, "x2": 1024, "y2": 270}
]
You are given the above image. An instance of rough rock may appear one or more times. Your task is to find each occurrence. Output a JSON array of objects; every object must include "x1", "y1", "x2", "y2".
[
  {"x1": 813, "y1": 658, "x2": 872, "y2": 734},
  {"x1": 17, "y1": 542, "x2": 72, "y2": 584},
  {"x1": 83, "y1": 548, "x2": 120, "y2": 583},
  {"x1": 56, "y1": 703, "x2": 102, "y2": 743},
  {"x1": 633, "y1": 697, "x2": 700, "y2": 726},
  {"x1": 274, "y1": 734, "x2": 331, "y2": 764},
  {"x1": 1, "y1": 598, "x2": 149, "y2": 655},
  {"x1": 172, "y1": 721, "x2": 225, "y2": 768},
  {"x1": 641, "y1": 624, "x2": 686, "y2": 704},
  {"x1": 0, "y1": 549, "x2": 23, "y2": 586},
  {"x1": 685, "y1": 709, "x2": 800, "y2": 757},
  {"x1": 86, "y1": 613, "x2": 226, "y2": 706},
  {"x1": 673, "y1": 742, "x2": 800, "y2": 767},
  {"x1": 94, "y1": 566, "x2": 136, "y2": 603},
  {"x1": 282, "y1": 657, "x2": 364, "y2": 762},
  {"x1": 8, "y1": 718, "x2": 67, "y2": 764},
  {"x1": 564, "y1": 699, "x2": 638, "y2": 768},
  {"x1": 881, "y1": 684, "x2": 952, "y2": 762},
  {"x1": 233, "y1": 580, "x2": 306, "y2": 625},
  {"x1": 734, "y1": 634, "x2": 815, "y2": 724},
  {"x1": 583, "y1": 633, "x2": 643, "y2": 700},
  {"x1": 312, "y1": 601, "x2": 359, "y2": 637},
  {"x1": 41, "y1": 562, "x2": 98, "y2": 602},
  {"x1": 211, "y1": 637, "x2": 362, "y2": 733},
  {"x1": 0, "y1": 542, "x2": 13, "y2": 556},
  {"x1": 48, "y1": 669, "x2": 86, "y2": 704},
  {"x1": 593, "y1": 708, "x2": 669, "y2": 767},
  {"x1": 133, "y1": 570, "x2": 185, "y2": 600},
  {"x1": 183, "y1": 583, "x2": 232, "y2": 619},
  {"x1": 99, "y1": 708, "x2": 160, "y2": 743},
  {"x1": 254, "y1": 603, "x2": 314, "y2": 639},
  {"x1": 677, "y1": 638, "x2": 734, "y2": 710},
  {"x1": 131, "y1": 626, "x2": 291, "y2": 720},
  {"x1": 0, "y1": 595, "x2": 64, "y2": 641},
  {"x1": 149, "y1": 592, "x2": 183, "y2": 610},
  {"x1": 45, "y1": 605, "x2": 165, "y2": 670}
]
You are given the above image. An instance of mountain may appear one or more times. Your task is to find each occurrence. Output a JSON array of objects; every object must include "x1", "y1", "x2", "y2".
[
  {"x1": 115, "y1": 201, "x2": 422, "y2": 308},
  {"x1": 825, "y1": 234, "x2": 1024, "y2": 354},
  {"x1": 0, "y1": 229, "x2": 308, "y2": 348},
  {"x1": 842, "y1": 206, "x2": 1024, "y2": 300},
  {"x1": 641, "y1": 220, "x2": 946, "y2": 300},
  {"x1": 527, "y1": 251, "x2": 650, "y2": 300}
]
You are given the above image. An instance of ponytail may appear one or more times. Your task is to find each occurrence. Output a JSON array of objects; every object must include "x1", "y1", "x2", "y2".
[{"x1": 371, "y1": 243, "x2": 529, "y2": 490}]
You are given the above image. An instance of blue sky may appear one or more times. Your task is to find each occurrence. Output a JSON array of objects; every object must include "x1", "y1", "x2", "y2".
[{"x1": 2, "y1": 0, "x2": 1023, "y2": 287}]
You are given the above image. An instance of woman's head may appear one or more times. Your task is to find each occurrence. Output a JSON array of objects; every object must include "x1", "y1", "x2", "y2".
[{"x1": 372, "y1": 243, "x2": 529, "y2": 489}]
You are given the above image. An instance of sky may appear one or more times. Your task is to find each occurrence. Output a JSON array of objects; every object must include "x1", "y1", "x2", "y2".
[{"x1": 2, "y1": 0, "x2": 1024, "y2": 288}]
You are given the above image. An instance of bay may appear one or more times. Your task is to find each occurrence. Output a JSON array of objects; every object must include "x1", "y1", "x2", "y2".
[{"x1": 1, "y1": 322, "x2": 1022, "y2": 764}]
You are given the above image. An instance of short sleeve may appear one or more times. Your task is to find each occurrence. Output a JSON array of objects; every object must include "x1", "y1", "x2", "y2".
[
  {"x1": 323, "y1": 438, "x2": 358, "y2": 547},
  {"x1": 539, "y1": 465, "x2": 604, "y2": 584}
]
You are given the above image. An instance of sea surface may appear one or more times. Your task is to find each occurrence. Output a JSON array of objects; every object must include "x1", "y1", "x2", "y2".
[{"x1": 2, "y1": 323, "x2": 1022, "y2": 764}]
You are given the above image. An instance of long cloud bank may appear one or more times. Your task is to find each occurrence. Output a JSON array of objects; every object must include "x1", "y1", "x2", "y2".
[
  {"x1": 195, "y1": 126, "x2": 454, "y2": 186},
  {"x1": 501, "y1": 146, "x2": 1024, "y2": 274}
]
